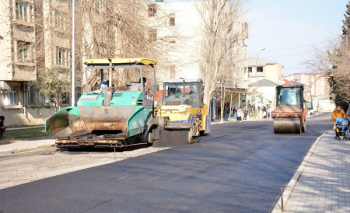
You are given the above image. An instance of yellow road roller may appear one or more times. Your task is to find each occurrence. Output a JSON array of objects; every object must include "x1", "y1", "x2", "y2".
[{"x1": 154, "y1": 79, "x2": 211, "y2": 146}]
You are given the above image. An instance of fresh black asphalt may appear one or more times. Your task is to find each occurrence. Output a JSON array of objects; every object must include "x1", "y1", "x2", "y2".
[{"x1": 0, "y1": 113, "x2": 331, "y2": 213}]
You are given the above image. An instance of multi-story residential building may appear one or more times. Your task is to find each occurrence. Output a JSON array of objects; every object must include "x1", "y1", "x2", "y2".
[
  {"x1": 0, "y1": 0, "x2": 58, "y2": 126},
  {"x1": 0, "y1": 0, "x2": 117, "y2": 125},
  {"x1": 287, "y1": 73, "x2": 330, "y2": 97},
  {"x1": 286, "y1": 72, "x2": 333, "y2": 112},
  {"x1": 151, "y1": 1, "x2": 249, "y2": 118},
  {"x1": 152, "y1": 1, "x2": 248, "y2": 84}
]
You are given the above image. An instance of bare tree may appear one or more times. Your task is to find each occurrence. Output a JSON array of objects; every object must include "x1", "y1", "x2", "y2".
[
  {"x1": 306, "y1": 37, "x2": 350, "y2": 104},
  {"x1": 196, "y1": 0, "x2": 246, "y2": 105}
]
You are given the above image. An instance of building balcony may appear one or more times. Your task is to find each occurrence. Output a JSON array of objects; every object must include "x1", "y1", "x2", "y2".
[{"x1": 12, "y1": 20, "x2": 34, "y2": 28}]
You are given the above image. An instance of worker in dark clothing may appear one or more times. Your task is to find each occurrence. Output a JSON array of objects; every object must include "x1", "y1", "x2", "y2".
[{"x1": 0, "y1": 116, "x2": 7, "y2": 139}]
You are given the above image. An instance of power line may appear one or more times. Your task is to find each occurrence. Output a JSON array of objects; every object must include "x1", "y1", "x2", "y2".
[
  {"x1": 263, "y1": 40, "x2": 331, "y2": 52},
  {"x1": 270, "y1": 50, "x2": 314, "y2": 60},
  {"x1": 248, "y1": 39, "x2": 332, "y2": 55}
]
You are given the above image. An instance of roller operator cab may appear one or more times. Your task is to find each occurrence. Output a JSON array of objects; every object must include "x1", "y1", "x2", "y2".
[
  {"x1": 154, "y1": 79, "x2": 211, "y2": 146},
  {"x1": 272, "y1": 85, "x2": 313, "y2": 134},
  {"x1": 45, "y1": 58, "x2": 159, "y2": 148}
]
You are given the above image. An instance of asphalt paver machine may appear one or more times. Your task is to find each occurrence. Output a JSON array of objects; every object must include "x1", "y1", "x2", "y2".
[{"x1": 45, "y1": 58, "x2": 159, "y2": 148}]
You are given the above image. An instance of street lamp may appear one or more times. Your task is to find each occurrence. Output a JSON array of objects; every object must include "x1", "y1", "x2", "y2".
[
  {"x1": 254, "y1": 47, "x2": 265, "y2": 118},
  {"x1": 71, "y1": 0, "x2": 75, "y2": 107}
]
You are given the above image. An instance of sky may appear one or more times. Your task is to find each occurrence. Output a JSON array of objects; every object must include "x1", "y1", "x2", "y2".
[
  {"x1": 165, "y1": 0, "x2": 348, "y2": 75},
  {"x1": 246, "y1": 0, "x2": 348, "y2": 75}
]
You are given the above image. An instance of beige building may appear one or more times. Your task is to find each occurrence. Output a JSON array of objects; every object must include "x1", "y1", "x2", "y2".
[
  {"x1": 286, "y1": 73, "x2": 333, "y2": 112},
  {"x1": 244, "y1": 57, "x2": 283, "y2": 85},
  {"x1": 243, "y1": 57, "x2": 283, "y2": 113},
  {"x1": 0, "y1": 0, "x2": 57, "y2": 126},
  {"x1": 0, "y1": 0, "x2": 120, "y2": 125}
]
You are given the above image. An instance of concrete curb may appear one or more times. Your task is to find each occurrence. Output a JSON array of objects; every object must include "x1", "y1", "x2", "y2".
[
  {"x1": 7, "y1": 144, "x2": 55, "y2": 154},
  {"x1": 271, "y1": 132, "x2": 326, "y2": 213},
  {"x1": 7, "y1": 126, "x2": 44, "y2": 131},
  {"x1": 0, "y1": 140, "x2": 56, "y2": 154}
]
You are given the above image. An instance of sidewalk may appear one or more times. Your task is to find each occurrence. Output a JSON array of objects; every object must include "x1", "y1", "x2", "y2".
[
  {"x1": 0, "y1": 125, "x2": 55, "y2": 154},
  {"x1": 272, "y1": 131, "x2": 350, "y2": 212},
  {"x1": 0, "y1": 138, "x2": 55, "y2": 154}
]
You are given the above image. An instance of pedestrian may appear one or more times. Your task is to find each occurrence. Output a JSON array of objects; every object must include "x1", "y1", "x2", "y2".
[
  {"x1": 267, "y1": 106, "x2": 272, "y2": 119},
  {"x1": 243, "y1": 108, "x2": 248, "y2": 120},
  {"x1": 100, "y1": 81, "x2": 108, "y2": 90},
  {"x1": 217, "y1": 105, "x2": 221, "y2": 120},
  {"x1": 237, "y1": 108, "x2": 243, "y2": 122},
  {"x1": 331, "y1": 105, "x2": 346, "y2": 129},
  {"x1": 224, "y1": 102, "x2": 229, "y2": 121},
  {"x1": 346, "y1": 101, "x2": 350, "y2": 122},
  {"x1": 0, "y1": 116, "x2": 7, "y2": 139},
  {"x1": 233, "y1": 107, "x2": 237, "y2": 121}
]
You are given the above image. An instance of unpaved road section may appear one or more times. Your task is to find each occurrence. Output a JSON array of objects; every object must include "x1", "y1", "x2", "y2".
[{"x1": 0, "y1": 146, "x2": 167, "y2": 190}]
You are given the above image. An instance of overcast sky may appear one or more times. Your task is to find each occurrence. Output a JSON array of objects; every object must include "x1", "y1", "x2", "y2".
[{"x1": 246, "y1": 0, "x2": 348, "y2": 75}]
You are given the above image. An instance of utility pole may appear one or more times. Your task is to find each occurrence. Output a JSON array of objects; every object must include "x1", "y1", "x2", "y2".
[
  {"x1": 71, "y1": 0, "x2": 75, "y2": 107},
  {"x1": 254, "y1": 47, "x2": 265, "y2": 119}
]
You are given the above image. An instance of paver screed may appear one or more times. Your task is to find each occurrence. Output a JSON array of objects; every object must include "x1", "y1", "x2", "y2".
[{"x1": 283, "y1": 131, "x2": 350, "y2": 213}]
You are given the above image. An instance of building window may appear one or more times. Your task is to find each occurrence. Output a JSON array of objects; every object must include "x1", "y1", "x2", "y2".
[
  {"x1": 55, "y1": 10, "x2": 66, "y2": 31},
  {"x1": 97, "y1": 0, "x2": 104, "y2": 10},
  {"x1": 27, "y1": 85, "x2": 39, "y2": 105},
  {"x1": 56, "y1": 47, "x2": 69, "y2": 66},
  {"x1": 61, "y1": 93, "x2": 70, "y2": 105},
  {"x1": 242, "y1": 22, "x2": 248, "y2": 39},
  {"x1": 16, "y1": 1, "x2": 29, "y2": 22},
  {"x1": 257, "y1": 67, "x2": 263, "y2": 72},
  {"x1": 170, "y1": 65, "x2": 175, "y2": 78},
  {"x1": 17, "y1": 41, "x2": 31, "y2": 63},
  {"x1": 149, "y1": 29, "x2": 157, "y2": 42},
  {"x1": 248, "y1": 67, "x2": 252, "y2": 72},
  {"x1": 4, "y1": 86, "x2": 18, "y2": 105},
  {"x1": 169, "y1": 13, "x2": 175, "y2": 26},
  {"x1": 148, "y1": 4, "x2": 156, "y2": 17}
]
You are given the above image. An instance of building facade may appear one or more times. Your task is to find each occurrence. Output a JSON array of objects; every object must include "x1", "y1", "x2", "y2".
[
  {"x1": 286, "y1": 73, "x2": 333, "y2": 112},
  {"x1": 153, "y1": 1, "x2": 249, "y2": 85},
  {"x1": 0, "y1": 0, "x2": 58, "y2": 126}
]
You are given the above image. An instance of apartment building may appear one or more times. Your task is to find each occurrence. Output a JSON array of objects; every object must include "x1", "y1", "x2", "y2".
[
  {"x1": 151, "y1": 1, "x2": 249, "y2": 85},
  {"x1": 287, "y1": 73, "x2": 330, "y2": 97},
  {"x1": 287, "y1": 72, "x2": 333, "y2": 111},
  {"x1": 0, "y1": 0, "x2": 56, "y2": 126},
  {"x1": 0, "y1": 0, "x2": 119, "y2": 125}
]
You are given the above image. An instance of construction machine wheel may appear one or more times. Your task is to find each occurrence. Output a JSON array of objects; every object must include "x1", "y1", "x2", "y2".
[
  {"x1": 273, "y1": 118, "x2": 302, "y2": 134},
  {"x1": 302, "y1": 119, "x2": 306, "y2": 132},
  {"x1": 153, "y1": 129, "x2": 192, "y2": 147}
]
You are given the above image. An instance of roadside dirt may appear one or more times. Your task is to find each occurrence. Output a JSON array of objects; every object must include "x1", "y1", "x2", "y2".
[{"x1": 0, "y1": 146, "x2": 167, "y2": 190}]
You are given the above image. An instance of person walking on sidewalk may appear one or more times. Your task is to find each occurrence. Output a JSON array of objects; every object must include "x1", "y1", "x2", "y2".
[
  {"x1": 0, "y1": 116, "x2": 7, "y2": 139},
  {"x1": 332, "y1": 105, "x2": 345, "y2": 127},
  {"x1": 243, "y1": 108, "x2": 248, "y2": 120}
]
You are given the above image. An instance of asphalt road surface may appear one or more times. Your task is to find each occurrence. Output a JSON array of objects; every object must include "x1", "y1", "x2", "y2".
[{"x1": 0, "y1": 113, "x2": 331, "y2": 213}]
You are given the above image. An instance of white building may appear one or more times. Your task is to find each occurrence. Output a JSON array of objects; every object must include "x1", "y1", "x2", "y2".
[{"x1": 153, "y1": 1, "x2": 249, "y2": 84}]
